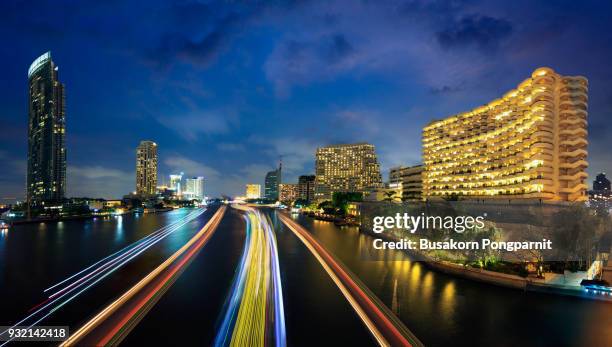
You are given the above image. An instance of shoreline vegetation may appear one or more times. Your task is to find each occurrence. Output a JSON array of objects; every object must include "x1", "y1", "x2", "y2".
[{"x1": 297, "y1": 199, "x2": 612, "y2": 302}]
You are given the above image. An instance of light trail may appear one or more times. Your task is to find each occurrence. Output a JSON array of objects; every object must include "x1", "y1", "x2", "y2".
[
  {"x1": 214, "y1": 206, "x2": 286, "y2": 347},
  {"x1": 60, "y1": 205, "x2": 227, "y2": 346},
  {"x1": 279, "y1": 213, "x2": 422, "y2": 347},
  {"x1": 45, "y1": 209, "x2": 203, "y2": 294},
  {"x1": 0, "y1": 208, "x2": 206, "y2": 346}
]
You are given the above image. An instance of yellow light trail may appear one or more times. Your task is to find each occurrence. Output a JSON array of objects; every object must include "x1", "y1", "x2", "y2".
[{"x1": 215, "y1": 205, "x2": 285, "y2": 347}]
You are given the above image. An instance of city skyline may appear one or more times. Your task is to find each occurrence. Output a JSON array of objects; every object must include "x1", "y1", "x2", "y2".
[{"x1": 3, "y1": 1, "x2": 612, "y2": 201}]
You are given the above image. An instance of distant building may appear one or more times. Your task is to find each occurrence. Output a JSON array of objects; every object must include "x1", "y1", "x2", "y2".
[
  {"x1": 298, "y1": 175, "x2": 316, "y2": 202},
  {"x1": 279, "y1": 183, "x2": 299, "y2": 202},
  {"x1": 593, "y1": 173, "x2": 611, "y2": 193},
  {"x1": 389, "y1": 165, "x2": 424, "y2": 201},
  {"x1": 314, "y1": 143, "x2": 382, "y2": 201},
  {"x1": 169, "y1": 173, "x2": 184, "y2": 196},
  {"x1": 185, "y1": 177, "x2": 205, "y2": 200},
  {"x1": 27, "y1": 51, "x2": 66, "y2": 203},
  {"x1": 590, "y1": 173, "x2": 611, "y2": 211},
  {"x1": 265, "y1": 164, "x2": 282, "y2": 200},
  {"x1": 136, "y1": 141, "x2": 158, "y2": 196},
  {"x1": 423, "y1": 67, "x2": 588, "y2": 202},
  {"x1": 245, "y1": 184, "x2": 261, "y2": 199},
  {"x1": 366, "y1": 183, "x2": 403, "y2": 202}
]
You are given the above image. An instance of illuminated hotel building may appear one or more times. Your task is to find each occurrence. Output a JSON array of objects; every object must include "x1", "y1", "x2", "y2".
[
  {"x1": 279, "y1": 183, "x2": 299, "y2": 202},
  {"x1": 185, "y1": 177, "x2": 205, "y2": 200},
  {"x1": 245, "y1": 184, "x2": 261, "y2": 199},
  {"x1": 136, "y1": 141, "x2": 158, "y2": 196},
  {"x1": 27, "y1": 51, "x2": 66, "y2": 202},
  {"x1": 423, "y1": 67, "x2": 588, "y2": 202},
  {"x1": 314, "y1": 143, "x2": 383, "y2": 201}
]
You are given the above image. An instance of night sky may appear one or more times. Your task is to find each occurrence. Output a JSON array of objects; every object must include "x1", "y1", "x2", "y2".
[{"x1": 1, "y1": 0, "x2": 612, "y2": 202}]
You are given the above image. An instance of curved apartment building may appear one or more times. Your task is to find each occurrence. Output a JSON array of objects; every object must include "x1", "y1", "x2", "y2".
[{"x1": 422, "y1": 67, "x2": 588, "y2": 202}]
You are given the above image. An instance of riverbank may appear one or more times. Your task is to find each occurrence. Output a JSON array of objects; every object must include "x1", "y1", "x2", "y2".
[
  {"x1": 372, "y1": 230, "x2": 612, "y2": 303},
  {"x1": 5, "y1": 207, "x2": 176, "y2": 226},
  {"x1": 300, "y1": 212, "x2": 612, "y2": 303}
]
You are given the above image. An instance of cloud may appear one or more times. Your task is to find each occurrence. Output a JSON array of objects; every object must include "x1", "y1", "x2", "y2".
[
  {"x1": 69, "y1": 166, "x2": 128, "y2": 179},
  {"x1": 164, "y1": 155, "x2": 220, "y2": 178},
  {"x1": 333, "y1": 110, "x2": 382, "y2": 138},
  {"x1": 249, "y1": 136, "x2": 318, "y2": 182},
  {"x1": 217, "y1": 142, "x2": 245, "y2": 152},
  {"x1": 68, "y1": 165, "x2": 134, "y2": 199},
  {"x1": 436, "y1": 15, "x2": 513, "y2": 52},
  {"x1": 156, "y1": 111, "x2": 234, "y2": 141},
  {"x1": 430, "y1": 84, "x2": 464, "y2": 94},
  {"x1": 143, "y1": 4, "x2": 262, "y2": 69},
  {"x1": 265, "y1": 33, "x2": 360, "y2": 97}
]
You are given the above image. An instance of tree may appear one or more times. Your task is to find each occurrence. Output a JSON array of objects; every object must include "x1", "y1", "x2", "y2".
[
  {"x1": 332, "y1": 192, "x2": 363, "y2": 215},
  {"x1": 383, "y1": 190, "x2": 397, "y2": 202},
  {"x1": 293, "y1": 199, "x2": 309, "y2": 208},
  {"x1": 550, "y1": 206, "x2": 603, "y2": 272}
]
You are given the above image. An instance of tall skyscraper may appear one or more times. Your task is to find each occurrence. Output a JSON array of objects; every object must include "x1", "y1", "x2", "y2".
[
  {"x1": 298, "y1": 175, "x2": 316, "y2": 202},
  {"x1": 245, "y1": 184, "x2": 261, "y2": 199},
  {"x1": 185, "y1": 176, "x2": 205, "y2": 199},
  {"x1": 314, "y1": 143, "x2": 382, "y2": 201},
  {"x1": 136, "y1": 141, "x2": 158, "y2": 196},
  {"x1": 27, "y1": 52, "x2": 66, "y2": 203},
  {"x1": 423, "y1": 67, "x2": 588, "y2": 201},
  {"x1": 264, "y1": 163, "x2": 282, "y2": 200}
]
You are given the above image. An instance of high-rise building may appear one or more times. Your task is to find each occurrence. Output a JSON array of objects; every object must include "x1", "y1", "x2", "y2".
[
  {"x1": 264, "y1": 164, "x2": 282, "y2": 200},
  {"x1": 279, "y1": 183, "x2": 299, "y2": 202},
  {"x1": 169, "y1": 173, "x2": 183, "y2": 196},
  {"x1": 389, "y1": 165, "x2": 423, "y2": 201},
  {"x1": 298, "y1": 175, "x2": 316, "y2": 202},
  {"x1": 314, "y1": 143, "x2": 382, "y2": 201},
  {"x1": 423, "y1": 67, "x2": 588, "y2": 202},
  {"x1": 136, "y1": 141, "x2": 158, "y2": 196},
  {"x1": 590, "y1": 172, "x2": 611, "y2": 209},
  {"x1": 27, "y1": 52, "x2": 66, "y2": 203},
  {"x1": 593, "y1": 173, "x2": 611, "y2": 192},
  {"x1": 245, "y1": 184, "x2": 261, "y2": 199},
  {"x1": 185, "y1": 177, "x2": 205, "y2": 200}
]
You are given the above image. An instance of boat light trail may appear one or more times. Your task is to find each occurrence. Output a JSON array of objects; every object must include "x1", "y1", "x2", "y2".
[
  {"x1": 0, "y1": 208, "x2": 206, "y2": 346},
  {"x1": 279, "y1": 213, "x2": 422, "y2": 347},
  {"x1": 45, "y1": 209, "x2": 203, "y2": 294},
  {"x1": 60, "y1": 206, "x2": 226, "y2": 346},
  {"x1": 214, "y1": 205, "x2": 286, "y2": 347}
]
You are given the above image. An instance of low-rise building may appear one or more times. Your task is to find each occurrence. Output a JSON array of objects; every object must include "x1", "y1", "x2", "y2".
[{"x1": 389, "y1": 165, "x2": 423, "y2": 201}]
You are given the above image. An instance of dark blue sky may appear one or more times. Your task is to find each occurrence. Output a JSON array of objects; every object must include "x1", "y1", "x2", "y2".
[{"x1": 2, "y1": 0, "x2": 612, "y2": 201}]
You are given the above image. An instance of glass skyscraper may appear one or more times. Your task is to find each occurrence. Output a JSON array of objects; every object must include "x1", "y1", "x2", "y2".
[
  {"x1": 265, "y1": 164, "x2": 282, "y2": 200},
  {"x1": 136, "y1": 141, "x2": 158, "y2": 196},
  {"x1": 27, "y1": 52, "x2": 66, "y2": 203}
]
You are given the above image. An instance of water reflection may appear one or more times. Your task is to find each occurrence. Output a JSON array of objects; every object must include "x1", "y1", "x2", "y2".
[
  {"x1": 440, "y1": 281, "x2": 456, "y2": 322},
  {"x1": 291, "y1": 213, "x2": 612, "y2": 347},
  {"x1": 115, "y1": 216, "x2": 124, "y2": 242}
]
